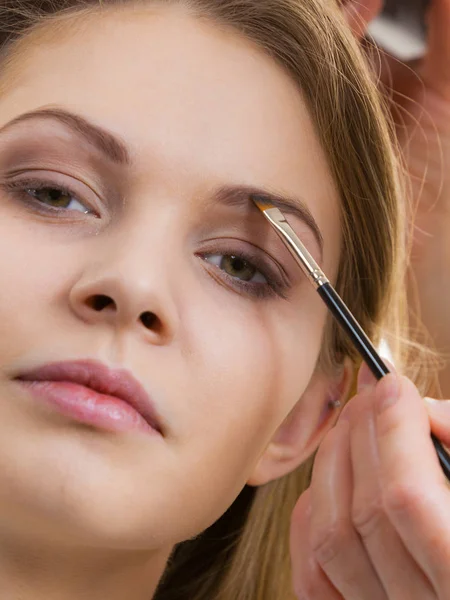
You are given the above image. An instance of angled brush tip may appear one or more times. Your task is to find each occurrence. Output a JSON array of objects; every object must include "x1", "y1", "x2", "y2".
[{"x1": 251, "y1": 195, "x2": 275, "y2": 212}]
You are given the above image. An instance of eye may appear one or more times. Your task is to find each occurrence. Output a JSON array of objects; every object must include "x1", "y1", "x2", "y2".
[
  {"x1": 0, "y1": 175, "x2": 98, "y2": 217},
  {"x1": 204, "y1": 253, "x2": 267, "y2": 283},
  {"x1": 26, "y1": 185, "x2": 91, "y2": 213},
  {"x1": 199, "y1": 241, "x2": 290, "y2": 301}
]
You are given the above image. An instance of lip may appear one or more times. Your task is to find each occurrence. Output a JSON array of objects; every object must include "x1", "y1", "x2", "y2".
[{"x1": 14, "y1": 359, "x2": 163, "y2": 435}]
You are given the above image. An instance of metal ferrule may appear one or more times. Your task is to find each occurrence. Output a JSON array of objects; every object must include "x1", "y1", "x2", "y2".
[{"x1": 262, "y1": 207, "x2": 328, "y2": 289}]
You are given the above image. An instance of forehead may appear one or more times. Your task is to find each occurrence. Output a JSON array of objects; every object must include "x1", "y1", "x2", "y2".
[{"x1": 0, "y1": 5, "x2": 341, "y2": 273}]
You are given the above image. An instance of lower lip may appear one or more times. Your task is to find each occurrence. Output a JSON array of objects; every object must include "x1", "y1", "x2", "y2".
[{"x1": 16, "y1": 380, "x2": 157, "y2": 434}]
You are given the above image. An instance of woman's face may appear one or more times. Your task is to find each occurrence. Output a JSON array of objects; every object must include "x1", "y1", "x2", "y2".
[{"x1": 0, "y1": 5, "x2": 341, "y2": 549}]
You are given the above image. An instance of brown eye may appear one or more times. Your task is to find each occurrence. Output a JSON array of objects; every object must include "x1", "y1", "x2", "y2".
[
  {"x1": 27, "y1": 186, "x2": 90, "y2": 213},
  {"x1": 221, "y1": 255, "x2": 257, "y2": 281},
  {"x1": 204, "y1": 254, "x2": 267, "y2": 283}
]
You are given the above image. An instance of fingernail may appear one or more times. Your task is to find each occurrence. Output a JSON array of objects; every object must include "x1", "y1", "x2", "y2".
[
  {"x1": 376, "y1": 374, "x2": 400, "y2": 413},
  {"x1": 381, "y1": 357, "x2": 397, "y2": 374},
  {"x1": 358, "y1": 358, "x2": 397, "y2": 393},
  {"x1": 357, "y1": 362, "x2": 377, "y2": 391}
]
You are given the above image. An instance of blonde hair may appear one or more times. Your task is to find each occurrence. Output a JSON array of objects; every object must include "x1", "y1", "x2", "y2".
[{"x1": 0, "y1": 1, "x2": 423, "y2": 598}]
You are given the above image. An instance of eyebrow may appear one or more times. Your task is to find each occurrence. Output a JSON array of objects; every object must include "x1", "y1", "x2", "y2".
[
  {"x1": 214, "y1": 185, "x2": 324, "y2": 259},
  {"x1": 0, "y1": 107, "x2": 131, "y2": 166}
]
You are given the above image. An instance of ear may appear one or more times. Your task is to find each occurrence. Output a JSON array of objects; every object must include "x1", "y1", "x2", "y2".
[{"x1": 247, "y1": 359, "x2": 353, "y2": 486}]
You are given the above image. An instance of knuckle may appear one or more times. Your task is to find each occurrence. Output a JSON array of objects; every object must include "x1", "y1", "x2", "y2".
[
  {"x1": 351, "y1": 496, "x2": 384, "y2": 538},
  {"x1": 310, "y1": 517, "x2": 351, "y2": 567},
  {"x1": 383, "y1": 481, "x2": 424, "y2": 517}
]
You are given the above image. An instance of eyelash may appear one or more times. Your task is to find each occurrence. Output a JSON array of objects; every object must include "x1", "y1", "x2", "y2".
[
  {"x1": 0, "y1": 177, "x2": 97, "y2": 217},
  {"x1": 198, "y1": 245, "x2": 289, "y2": 300},
  {"x1": 0, "y1": 178, "x2": 289, "y2": 301}
]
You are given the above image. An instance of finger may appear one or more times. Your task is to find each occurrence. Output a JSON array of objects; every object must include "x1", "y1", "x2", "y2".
[
  {"x1": 349, "y1": 388, "x2": 435, "y2": 599},
  {"x1": 309, "y1": 412, "x2": 386, "y2": 599},
  {"x1": 421, "y1": 0, "x2": 450, "y2": 96},
  {"x1": 356, "y1": 360, "x2": 395, "y2": 393},
  {"x1": 374, "y1": 374, "x2": 450, "y2": 596},
  {"x1": 341, "y1": 0, "x2": 383, "y2": 39},
  {"x1": 424, "y1": 397, "x2": 450, "y2": 446},
  {"x1": 290, "y1": 490, "x2": 342, "y2": 599},
  {"x1": 356, "y1": 361, "x2": 378, "y2": 391}
]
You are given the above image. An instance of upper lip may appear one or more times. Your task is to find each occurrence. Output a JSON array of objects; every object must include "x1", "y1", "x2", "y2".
[{"x1": 14, "y1": 359, "x2": 163, "y2": 435}]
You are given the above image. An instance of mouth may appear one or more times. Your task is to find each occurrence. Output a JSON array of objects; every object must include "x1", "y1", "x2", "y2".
[{"x1": 14, "y1": 359, "x2": 164, "y2": 436}]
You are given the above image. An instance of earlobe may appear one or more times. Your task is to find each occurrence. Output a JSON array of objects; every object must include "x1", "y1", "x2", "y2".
[{"x1": 247, "y1": 359, "x2": 353, "y2": 487}]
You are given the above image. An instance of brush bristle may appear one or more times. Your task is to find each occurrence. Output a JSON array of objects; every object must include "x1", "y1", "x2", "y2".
[{"x1": 252, "y1": 196, "x2": 275, "y2": 212}]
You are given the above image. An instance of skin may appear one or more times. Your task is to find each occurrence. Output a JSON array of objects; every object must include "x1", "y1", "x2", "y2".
[
  {"x1": 291, "y1": 367, "x2": 450, "y2": 600},
  {"x1": 0, "y1": 4, "x2": 346, "y2": 599},
  {"x1": 290, "y1": 1, "x2": 450, "y2": 598}
]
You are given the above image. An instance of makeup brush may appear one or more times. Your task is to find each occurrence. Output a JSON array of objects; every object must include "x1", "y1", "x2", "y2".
[{"x1": 252, "y1": 196, "x2": 450, "y2": 481}]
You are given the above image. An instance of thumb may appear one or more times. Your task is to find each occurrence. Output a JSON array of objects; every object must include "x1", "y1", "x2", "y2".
[{"x1": 424, "y1": 397, "x2": 450, "y2": 447}]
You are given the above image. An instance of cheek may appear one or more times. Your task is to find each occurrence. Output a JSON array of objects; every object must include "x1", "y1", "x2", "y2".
[
  {"x1": 181, "y1": 281, "x2": 327, "y2": 443},
  {"x1": 0, "y1": 218, "x2": 71, "y2": 359},
  {"x1": 187, "y1": 287, "x2": 326, "y2": 415},
  {"x1": 0, "y1": 214, "x2": 99, "y2": 384},
  {"x1": 169, "y1": 290, "x2": 325, "y2": 528}
]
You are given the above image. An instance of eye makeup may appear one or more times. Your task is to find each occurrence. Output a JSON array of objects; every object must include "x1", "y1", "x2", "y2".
[
  {"x1": 206, "y1": 184, "x2": 324, "y2": 265},
  {"x1": 198, "y1": 238, "x2": 290, "y2": 300},
  {"x1": 0, "y1": 119, "x2": 125, "y2": 214},
  {"x1": 0, "y1": 176, "x2": 97, "y2": 216}
]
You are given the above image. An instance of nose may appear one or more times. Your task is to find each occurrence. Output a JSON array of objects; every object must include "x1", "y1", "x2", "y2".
[{"x1": 69, "y1": 246, "x2": 179, "y2": 346}]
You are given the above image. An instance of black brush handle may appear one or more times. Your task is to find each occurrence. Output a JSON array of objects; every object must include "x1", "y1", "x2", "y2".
[{"x1": 318, "y1": 282, "x2": 450, "y2": 481}]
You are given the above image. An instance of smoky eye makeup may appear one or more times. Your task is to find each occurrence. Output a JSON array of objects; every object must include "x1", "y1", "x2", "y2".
[
  {"x1": 196, "y1": 237, "x2": 293, "y2": 301},
  {"x1": 0, "y1": 125, "x2": 89, "y2": 171},
  {"x1": 196, "y1": 189, "x2": 324, "y2": 278},
  {"x1": 195, "y1": 206, "x2": 321, "y2": 294},
  {"x1": 0, "y1": 138, "x2": 121, "y2": 220},
  {"x1": 0, "y1": 115, "x2": 126, "y2": 201},
  {"x1": 0, "y1": 171, "x2": 103, "y2": 218}
]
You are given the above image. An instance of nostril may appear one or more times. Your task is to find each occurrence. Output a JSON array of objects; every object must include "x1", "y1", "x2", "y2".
[
  {"x1": 82, "y1": 298, "x2": 163, "y2": 333},
  {"x1": 86, "y1": 295, "x2": 115, "y2": 311},
  {"x1": 140, "y1": 311, "x2": 161, "y2": 332}
]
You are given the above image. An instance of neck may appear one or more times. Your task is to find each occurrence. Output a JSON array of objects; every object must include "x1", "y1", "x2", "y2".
[{"x1": 0, "y1": 528, "x2": 172, "y2": 600}]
